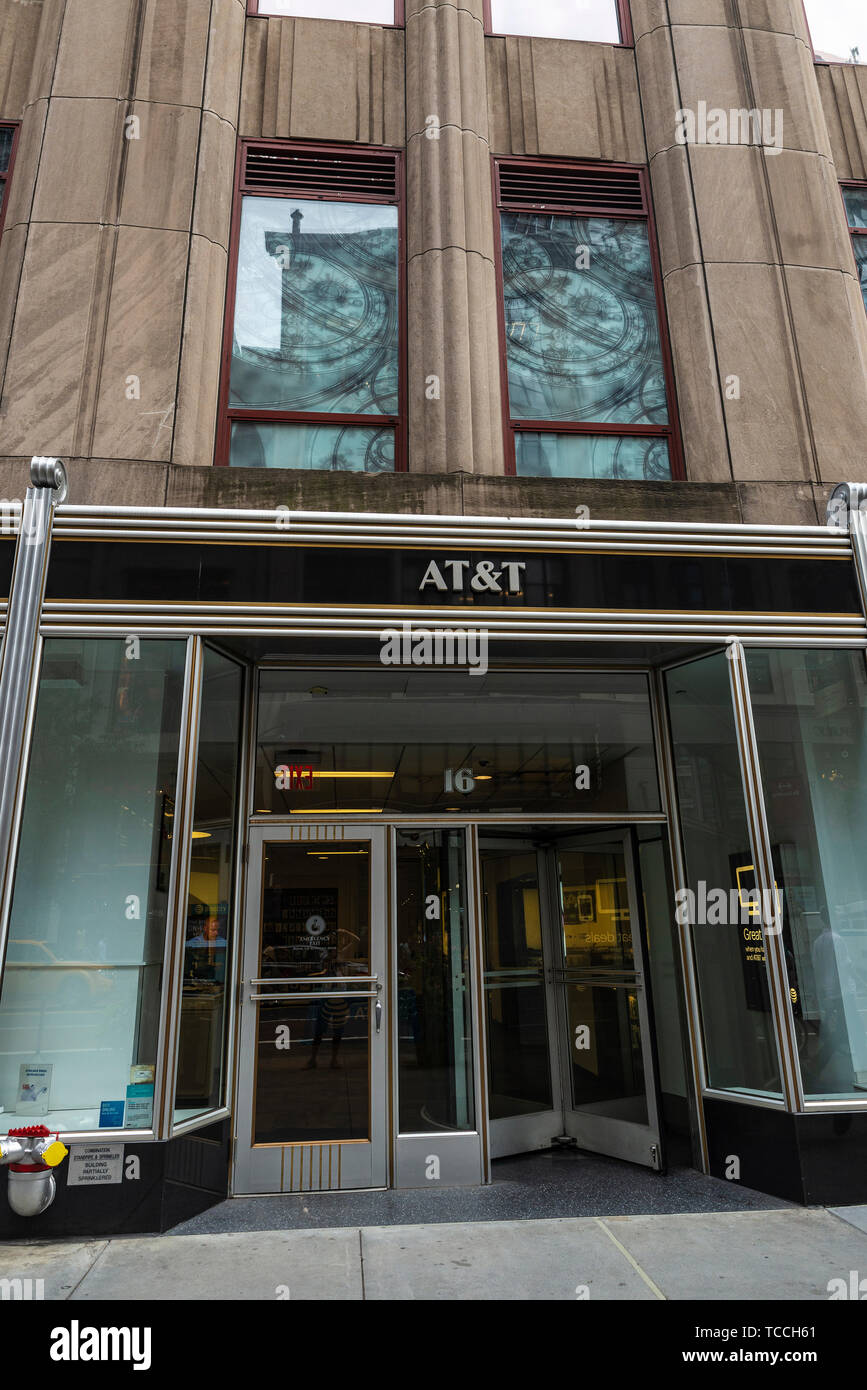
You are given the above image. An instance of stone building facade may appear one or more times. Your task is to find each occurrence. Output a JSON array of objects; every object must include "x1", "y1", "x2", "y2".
[
  {"x1": 1, "y1": 0, "x2": 866, "y2": 518},
  {"x1": 1, "y1": 2, "x2": 867, "y2": 1234}
]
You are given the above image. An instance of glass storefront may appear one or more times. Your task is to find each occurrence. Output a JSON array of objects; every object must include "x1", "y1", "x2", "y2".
[
  {"x1": 395, "y1": 829, "x2": 474, "y2": 1134},
  {"x1": 255, "y1": 668, "x2": 661, "y2": 817},
  {"x1": 666, "y1": 652, "x2": 783, "y2": 1099},
  {"x1": 0, "y1": 639, "x2": 187, "y2": 1132},
  {"x1": 746, "y1": 649, "x2": 867, "y2": 1102},
  {"x1": 175, "y1": 650, "x2": 245, "y2": 1125},
  {"x1": 2, "y1": 496, "x2": 866, "y2": 1216}
]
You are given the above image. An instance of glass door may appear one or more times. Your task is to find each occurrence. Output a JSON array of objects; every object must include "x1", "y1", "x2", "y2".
[
  {"x1": 479, "y1": 836, "x2": 561, "y2": 1159},
  {"x1": 480, "y1": 828, "x2": 662, "y2": 1169},
  {"x1": 233, "y1": 826, "x2": 387, "y2": 1193},
  {"x1": 549, "y1": 830, "x2": 662, "y2": 1169}
]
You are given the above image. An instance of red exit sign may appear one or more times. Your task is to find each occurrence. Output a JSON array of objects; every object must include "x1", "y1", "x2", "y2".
[{"x1": 274, "y1": 765, "x2": 314, "y2": 790}]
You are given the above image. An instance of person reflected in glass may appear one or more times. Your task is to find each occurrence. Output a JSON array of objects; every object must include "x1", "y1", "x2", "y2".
[
  {"x1": 307, "y1": 957, "x2": 350, "y2": 1070},
  {"x1": 809, "y1": 906, "x2": 865, "y2": 1093}
]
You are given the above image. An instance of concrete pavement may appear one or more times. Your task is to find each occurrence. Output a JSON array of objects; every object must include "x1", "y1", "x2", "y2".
[{"x1": 3, "y1": 1206, "x2": 867, "y2": 1300}]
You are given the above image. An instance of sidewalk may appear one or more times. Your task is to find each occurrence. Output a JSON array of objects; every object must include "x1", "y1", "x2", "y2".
[{"x1": 4, "y1": 1206, "x2": 867, "y2": 1300}]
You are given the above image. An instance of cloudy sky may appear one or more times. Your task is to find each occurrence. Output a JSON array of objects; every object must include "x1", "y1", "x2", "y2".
[
  {"x1": 804, "y1": 1, "x2": 866, "y2": 60},
  {"x1": 259, "y1": 3, "x2": 865, "y2": 59},
  {"x1": 490, "y1": 2, "x2": 618, "y2": 42}
]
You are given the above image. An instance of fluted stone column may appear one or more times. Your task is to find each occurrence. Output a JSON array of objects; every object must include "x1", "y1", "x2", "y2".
[
  {"x1": 405, "y1": 0, "x2": 504, "y2": 474},
  {"x1": 0, "y1": 0, "x2": 245, "y2": 493},
  {"x1": 0, "y1": 0, "x2": 56, "y2": 417},
  {"x1": 632, "y1": 0, "x2": 867, "y2": 491}
]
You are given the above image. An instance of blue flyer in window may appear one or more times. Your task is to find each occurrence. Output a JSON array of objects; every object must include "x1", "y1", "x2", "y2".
[
  {"x1": 99, "y1": 1099, "x2": 126, "y2": 1128},
  {"x1": 125, "y1": 1083, "x2": 154, "y2": 1129}
]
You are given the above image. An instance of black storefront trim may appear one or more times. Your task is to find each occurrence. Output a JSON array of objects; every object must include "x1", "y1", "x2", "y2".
[{"x1": 46, "y1": 540, "x2": 862, "y2": 615}]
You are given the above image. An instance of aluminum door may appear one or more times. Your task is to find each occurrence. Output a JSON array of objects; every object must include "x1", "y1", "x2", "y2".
[
  {"x1": 479, "y1": 835, "x2": 562, "y2": 1159},
  {"x1": 548, "y1": 829, "x2": 663, "y2": 1169},
  {"x1": 233, "y1": 825, "x2": 387, "y2": 1194}
]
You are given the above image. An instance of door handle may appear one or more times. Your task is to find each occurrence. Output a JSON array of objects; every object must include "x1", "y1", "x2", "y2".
[{"x1": 375, "y1": 998, "x2": 383, "y2": 1033}]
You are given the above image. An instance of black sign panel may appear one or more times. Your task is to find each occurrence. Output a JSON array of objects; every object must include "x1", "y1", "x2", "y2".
[{"x1": 45, "y1": 539, "x2": 862, "y2": 615}]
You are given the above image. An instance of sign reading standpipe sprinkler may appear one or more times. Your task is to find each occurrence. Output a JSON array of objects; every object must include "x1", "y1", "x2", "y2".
[{"x1": 379, "y1": 622, "x2": 489, "y2": 676}]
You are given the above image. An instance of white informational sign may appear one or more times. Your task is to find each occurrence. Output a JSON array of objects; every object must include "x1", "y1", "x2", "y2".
[
  {"x1": 66, "y1": 1144, "x2": 125, "y2": 1187},
  {"x1": 17, "y1": 1063, "x2": 52, "y2": 1115}
]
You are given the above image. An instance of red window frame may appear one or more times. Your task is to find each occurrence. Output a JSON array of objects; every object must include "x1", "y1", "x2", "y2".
[
  {"x1": 0, "y1": 122, "x2": 21, "y2": 244},
  {"x1": 492, "y1": 155, "x2": 684, "y2": 480},
  {"x1": 841, "y1": 180, "x2": 867, "y2": 307},
  {"x1": 216, "y1": 138, "x2": 407, "y2": 470},
  {"x1": 246, "y1": 0, "x2": 405, "y2": 24},
  {"x1": 483, "y1": 0, "x2": 633, "y2": 47}
]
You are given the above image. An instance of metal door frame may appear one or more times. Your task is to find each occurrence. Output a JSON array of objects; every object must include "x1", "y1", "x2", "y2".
[
  {"x1": 390, "y1": 824, "x2": 487, "y2": 1186},
  {"x1": 544, "y1": 827, "x2": 662, "y2": 1168},
  {"x1": 479, "y1": 825, "x2": 663, "y2": 1167},
  {"x1": 232, "y1": 823, "x2": 388, "y2": 1195},
  {"x1": 478, "y1": 832, "x2": 563, "y2": 1159}
]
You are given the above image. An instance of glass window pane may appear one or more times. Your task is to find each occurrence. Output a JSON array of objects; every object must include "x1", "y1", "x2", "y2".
[
  {"x1": 396, "y1": 830, "x2": 474, "y2": 1133},
  {"x1": 843, "y1": 187, "x2": 867, "y2": 229},
  {"x1": 515, "y1": 431, "x2": 671, "y2": 480},
  {"x1": 229, "y1": 197, "x2": 399, "y2": 416},
  {"x1": 253, "y1": 842, "x2": 371, "y2": 1143},
  {"x1": 0, "y1": 639, "x2": 187, "y2": 1133},
  {"x1": 850, "y1": 236, "x2": 867, "y2": 313},
  {"x1": 746, "y1": 649, "x2": 867, "y2": 1101},
  {"x1": 175, "y1": 651, "x2": 244, "y2": 1125},
  {"x1": 490, "y1": 1, "x2": 620, "y2": 43},
  {"x1": 230, "y1": 420, "x2": 395, "y2": 471},
  {"x1": 501, "y1": 213, "x2": 668, "y2": 426},
  {"x1": 0, "y1": 126, "x2": 12, "y2": 174},
  {"x1": 256, "y1": 668, "x2": 661, "y2": 816},
  {"x1": 258, "y1": 1, "x2": 394, "y2": 20},
  {"x1": 666, "y1": 653, "x2": 783, "y2": 1098},
  {"x1": 480, "y1": 846, "x2": 553, "y2": 1118},
  {"x1": 804, "y1": 2, "x2": 865, "y2": 64}
]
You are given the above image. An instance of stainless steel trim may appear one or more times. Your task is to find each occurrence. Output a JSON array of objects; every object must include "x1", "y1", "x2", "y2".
[
  {"x1": 155, "y1": 636, "x2": 205, "y2": 1138},
  {"x1": 170, "y1": 1107, "x2": 231, "y2": 1138},
  {"x1": 702, "y1": 1087, "x2": 787, "y2": 1111},
  {"x1": 803, "y1": 1098, "x2": 867, "y2": 1111},
  {"x1": 651, "y1": 664, "x2": 711, "y2": 1171},
  {"x1": 0, "y1": 473, "x2": 63, "y2": 972},
  {"x1": 249, "y1": 976, "x2": 379, "y2": 986},
  {"x1": 728, "y1": 642, "x2": 803, "y2": 1112},
  {"x1": 49, "y1": 501, "x2": 854, "y2": 557},
  {"x1": 250, "y1": 990, "x2": 379, "y2": 1002},
  {"x1": 225, "y1": 656, "x2": 255, "y2": 1157}
]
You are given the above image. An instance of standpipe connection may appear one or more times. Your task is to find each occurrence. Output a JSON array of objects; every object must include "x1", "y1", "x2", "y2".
[{"x1": 0, "y1": 1125, "x2": 69, "y2": 1216}]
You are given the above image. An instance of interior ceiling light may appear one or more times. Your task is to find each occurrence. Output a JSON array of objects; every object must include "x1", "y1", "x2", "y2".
[
  {"x1": 306, "y1": 850, "x2": 369, "y2": 857},
  {"x1": 289, "y1": 809, "x2": 384, "y2": 815},
  {"x1": 311, "y1": 771, "x2": 394, "y2": 779}
]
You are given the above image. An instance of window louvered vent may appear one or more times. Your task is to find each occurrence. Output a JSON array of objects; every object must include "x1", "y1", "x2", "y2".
[
  {"x1": 497, "y1": 160, "x2": 645, "y2": 214},
  {"x1": 242, "y1": 143, "x2": 399, "y2": 200}
]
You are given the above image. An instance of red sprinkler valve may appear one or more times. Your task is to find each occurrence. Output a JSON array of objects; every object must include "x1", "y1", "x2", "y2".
[{"x1": 1, "y1": 1127, "x2": 69, "y2": 1214}]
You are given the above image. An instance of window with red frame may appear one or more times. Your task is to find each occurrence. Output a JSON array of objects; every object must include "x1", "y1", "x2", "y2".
[
  {"x1": 248, "y1": 1, "x2": 403, "y2": 22},
  {"x1": 484, "y1": 0, "x2": 631, "y2": 45},
  {"x1": 494, "y1": 158, "x2": 681, "y2": 481},
  {"x1": 843, "y1": 184, "x2": 867, "y2": 312},
  {"x1": 0, "y1": 123, "x2": 20, "y2": 239},
  {"x1": 220, "y1": 141, "x2": 404, "y2": 471}
]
